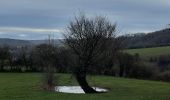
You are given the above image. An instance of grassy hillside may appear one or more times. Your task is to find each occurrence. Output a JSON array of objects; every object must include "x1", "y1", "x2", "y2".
[
  {"x1": 0, "y1": 73, "x2": 170, "y2": 100},
  {"x1": 126, "y1": 46, "x2": 170, "y2": 59}
]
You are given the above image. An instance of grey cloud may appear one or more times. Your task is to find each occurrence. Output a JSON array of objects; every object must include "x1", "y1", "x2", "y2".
[{"x1": 0, "y1": 0, "x2": 170, "y2": 39}]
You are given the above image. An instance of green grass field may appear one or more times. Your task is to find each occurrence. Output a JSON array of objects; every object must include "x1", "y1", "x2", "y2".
[
  {"x1": 0, "y1": 73, "x2": 170, "y2": 100},
  {"x1": 126, "y1": 46, "x2": 170, "y2": 59}
]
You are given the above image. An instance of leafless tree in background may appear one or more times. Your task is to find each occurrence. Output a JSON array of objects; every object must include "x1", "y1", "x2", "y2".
[
  {"x1": 63, "y1": 14, "x2": 120, "y2": 93},
  {"x1": 0, "y1": 46, "x2": 10, "y2": 71},
  {"x1": 34, "y1": 36, "x2": 58, "y2": 91}
]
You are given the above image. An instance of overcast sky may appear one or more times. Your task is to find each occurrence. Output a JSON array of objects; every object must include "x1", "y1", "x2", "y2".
[{"x1": 0, "y1": 0, "x2": 170, "y2": 40}]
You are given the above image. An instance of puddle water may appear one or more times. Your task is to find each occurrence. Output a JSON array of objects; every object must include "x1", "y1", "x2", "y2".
[{"x1": 55, "y1": 86, "x2": 108, "y2": 94}]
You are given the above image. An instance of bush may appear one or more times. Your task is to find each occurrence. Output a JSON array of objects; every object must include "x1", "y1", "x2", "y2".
[
  {"x1": 129, "y1": 62, "x2": 156, "y2": 79},
  {"x1": 42, "y1": 70, "x2": 58, "y2": 91},
  {"x1": 155, "y1": 71, "x2": 170, "y2": 82},
  {"x1": 158, "y1": 55, "x2": 170, "y2": 67}
]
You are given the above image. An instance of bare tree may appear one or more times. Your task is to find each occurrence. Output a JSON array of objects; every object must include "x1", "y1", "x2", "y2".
[
  {"x1": 63, "y1": 14, "x2": 120, "y2": 93},
  {"x1": 17, "y1": 46, "x2": 30, "y2": 71},
  {"x1": 0, "y1": 46, "x2": 10, "y2": 71},
  {"x1": 34, "y1": 37, "x2": 58, "y2": 91}
]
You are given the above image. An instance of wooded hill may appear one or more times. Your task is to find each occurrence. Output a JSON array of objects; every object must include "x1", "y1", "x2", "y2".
[
  {"x1": 0, "y1": 28, "x2": 170, "y2": 48},
  {"x1": 121, "y1": 28, "x2": 170, "y2": 49}
]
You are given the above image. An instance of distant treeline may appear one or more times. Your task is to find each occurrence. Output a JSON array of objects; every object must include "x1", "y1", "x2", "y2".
[
  {"x1": 1, "y1": 28, "x2": 170, "y2": 83},
  {"x1": 120, "y1": 28, "x2": 170, "y2": 49},
  {"x1": 1, "y1": 44, "x2": 170, "y2": 82}
]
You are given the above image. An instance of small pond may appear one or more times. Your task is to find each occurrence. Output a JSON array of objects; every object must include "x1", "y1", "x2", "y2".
[{"x1": 55, "y1": 86, "x2": 108, "y2": 94}]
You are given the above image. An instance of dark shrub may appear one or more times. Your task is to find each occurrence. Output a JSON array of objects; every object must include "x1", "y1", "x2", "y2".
[
  {"x1": 158, "y1": 55, "x2": 170, "y2": 67},
  {"x1": 129, "y1": 62, "x2": 156, "y2": 79},
  {"x1": 116, "y1": 52, "x2": 141, "y2": 77},
  {"x1": 155, "y1": 71, "x2": 170, "y2": 82}
]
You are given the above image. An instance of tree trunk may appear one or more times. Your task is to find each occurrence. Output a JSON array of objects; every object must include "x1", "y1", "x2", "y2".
[
  {"x1": 75, "y1": 73, "x2": 97, "y2": 93},
  {"x1": 119, "y1": 65, "x2": 124, "y2": 77},
  {"x1": 0, "y1": 60, "x2": 4, "y2": 72}
]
